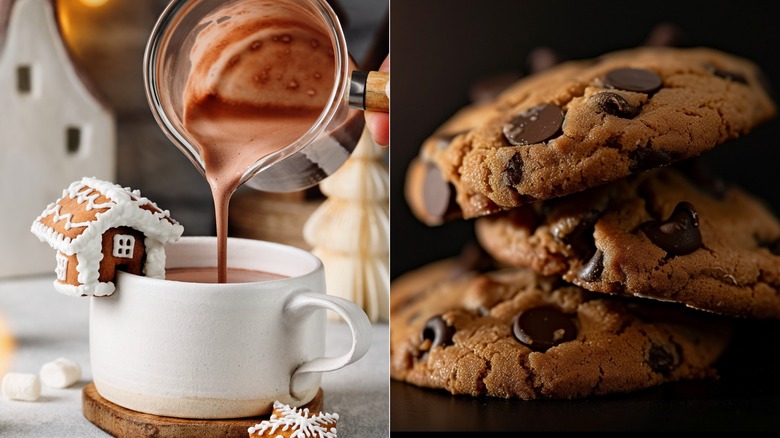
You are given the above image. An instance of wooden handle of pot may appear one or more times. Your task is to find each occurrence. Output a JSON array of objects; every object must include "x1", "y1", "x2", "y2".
[
  {"x1": 365, "y1": 71, "x2": 389, "y2": 112},
  {"x1": 349, "y1": 71, "x2": 389, "y2": 112}
]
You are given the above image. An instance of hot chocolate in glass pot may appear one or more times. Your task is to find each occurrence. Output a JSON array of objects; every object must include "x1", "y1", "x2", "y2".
[{"x1": 144, "y1": 0, "x2": 389, "y2": 282}]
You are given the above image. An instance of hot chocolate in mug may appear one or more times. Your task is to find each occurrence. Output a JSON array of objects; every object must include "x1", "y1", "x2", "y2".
[{"x1": 89, "y1": 236, "x2": 372, "y2": 419}]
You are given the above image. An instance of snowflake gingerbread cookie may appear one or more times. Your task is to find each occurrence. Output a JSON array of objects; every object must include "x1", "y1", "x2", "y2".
[
  {"x1": 248, "y1": 400, "x2": 339, "y2": 438},
  {"x1": 30, "y1": 177, "x2": 183, "y2": 297}
]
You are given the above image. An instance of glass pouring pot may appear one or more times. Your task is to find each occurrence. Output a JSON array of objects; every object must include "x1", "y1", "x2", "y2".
[{"x1": 144, "y1": 0, "x2": 373, "y2": 192}]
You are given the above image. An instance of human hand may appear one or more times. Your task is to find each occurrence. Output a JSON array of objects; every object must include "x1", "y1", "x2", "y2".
[{"x1": 364, "y1": 55, "x2": 389, "y2": 146}]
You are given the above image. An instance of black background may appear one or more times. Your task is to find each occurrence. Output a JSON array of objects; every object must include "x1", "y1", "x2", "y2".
[{"x1": 390, "y1": 0, "x2": 780, "y2": 432}]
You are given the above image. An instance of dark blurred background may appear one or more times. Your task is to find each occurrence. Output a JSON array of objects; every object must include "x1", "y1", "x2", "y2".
[{"x1": 390, "y1": 0, "x2": 780, "y2": 280}]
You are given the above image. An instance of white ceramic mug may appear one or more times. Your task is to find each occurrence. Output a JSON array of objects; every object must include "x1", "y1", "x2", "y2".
[{"x1": 89, "y1": 236, "x2": 372, "y2": 419}]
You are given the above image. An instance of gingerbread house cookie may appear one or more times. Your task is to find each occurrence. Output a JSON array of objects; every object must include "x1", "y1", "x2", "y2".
[
  {"x1": 30, "y1": 177, "x2": 184, "y2": 297},
  {"x1": 247, "y1": 400, "x2": 338, "y2": 438}
]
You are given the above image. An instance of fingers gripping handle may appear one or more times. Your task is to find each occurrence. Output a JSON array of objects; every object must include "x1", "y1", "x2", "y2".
[{"x1": 285, "y1": 291, "x2": 372, "y2": 400}]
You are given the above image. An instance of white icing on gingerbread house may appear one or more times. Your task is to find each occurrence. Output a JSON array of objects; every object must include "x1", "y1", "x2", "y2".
[{"x1": 30, "y1": 177, "x2": 184, "y2": 297}]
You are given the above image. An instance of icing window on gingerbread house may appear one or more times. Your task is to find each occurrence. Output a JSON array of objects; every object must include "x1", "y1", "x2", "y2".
[
  {"x1": 55, "y1": 253, "x2": 68, "y2": 281},
  {"x1": 112, "y1": 235, "x2": 135, "y2": 258}
]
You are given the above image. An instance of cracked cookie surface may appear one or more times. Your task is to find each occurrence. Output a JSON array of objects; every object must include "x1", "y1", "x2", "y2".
[
  {"x1": 405, "y1": 46, "x2": 776, "y2": 224},
  {"x1": 475, "y1": 165, "x2": 780, "y2": 318},
  {"x1": 390, "y1": 262, "x2": 731, "y2": 400}
]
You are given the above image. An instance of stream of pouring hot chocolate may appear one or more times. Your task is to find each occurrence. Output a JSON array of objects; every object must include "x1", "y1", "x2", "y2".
[{"x1": 182, "y1": 0, "x2": 336, "y2": 282}]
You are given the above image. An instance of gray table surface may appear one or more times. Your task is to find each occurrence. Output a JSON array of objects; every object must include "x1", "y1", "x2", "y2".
[{"x1": 0, "y1": 274, "x2": 389, "y2": 437}]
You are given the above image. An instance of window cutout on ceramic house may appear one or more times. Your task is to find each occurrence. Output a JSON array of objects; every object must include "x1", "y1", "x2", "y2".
[
  {"x1": 0, "y1": 0, "x2": 117, "y2": 280},
  {"x1": 16, "y1": 65, "x2": 32, "y2": 93},
  {"x1": 66, "y1": 126, "x2": 81, "y2": 154}
]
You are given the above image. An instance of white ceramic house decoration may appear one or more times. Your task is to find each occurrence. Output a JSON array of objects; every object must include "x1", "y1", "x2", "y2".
[
  {"x1": 0, "y1": 0, "x2": 115, "y2": 278},
  {"x1": 303, "y1": 127, "x2": 390, "y2": 323}
]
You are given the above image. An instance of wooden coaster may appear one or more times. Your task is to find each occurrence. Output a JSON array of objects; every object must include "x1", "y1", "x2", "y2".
[{"x1": 82, "y1": 382, "x2": 324, "y2": 438}]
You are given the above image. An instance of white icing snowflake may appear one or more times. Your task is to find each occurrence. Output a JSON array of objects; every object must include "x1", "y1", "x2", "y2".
[{"x1": 248, "y1": 401, "x2": 339, "y2": 438}]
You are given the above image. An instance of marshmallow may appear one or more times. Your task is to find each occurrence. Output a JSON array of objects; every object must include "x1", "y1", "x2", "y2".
[
  {"x1": 39, "y1": 357, "x2": 81, "y2": 388},
  {"x1": 2, "y1": 372, "x2": 41, "y2": 401}
]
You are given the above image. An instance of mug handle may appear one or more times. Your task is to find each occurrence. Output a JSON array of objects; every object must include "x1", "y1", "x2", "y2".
[{"x1": 284, "y1": 290, "x2": 372, "y2": 400}]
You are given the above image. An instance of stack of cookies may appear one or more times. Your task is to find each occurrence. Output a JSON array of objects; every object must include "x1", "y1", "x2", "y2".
[{"x1": 391, "y1": 45, "x2": 777, "y2": 400}]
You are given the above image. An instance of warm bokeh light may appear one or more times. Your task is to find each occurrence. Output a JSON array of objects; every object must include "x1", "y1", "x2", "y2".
[
  {"x1": 57, "y1": 3, "x2": 74, "y2": 46},
  {"x1": 0, "y1": 313, "x2": 15, "y2": 376},
  {"x1": 56, "y1": 0, "x2": 111, "y2": 58},
  {"x1": 80, "y1": 0, "x2": 109, "y2": 7}
]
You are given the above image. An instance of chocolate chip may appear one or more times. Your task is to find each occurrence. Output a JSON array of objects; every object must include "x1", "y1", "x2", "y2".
[
  {"x1": 502, "y1": 104, "x2": 564, "y2": 146},
  {"x1": 555, "y1": 209, "x2": 601, "y2": 259},
  {"x1": 503, "y1": 153, "x2": 524, "y2": 186},
  {"x1": 590, "y1": 92, "x2": 641, "y2": 118},
  {"x1": 705, "y1": 64, "x2": 748, "y2": 85},
  {"x1": 629, "y1": 147, "x2": 672, "y2": 173},
  {"x1": 641, "y1": 201, "x2": 702, "y2": 256},
  {"x1": 512, "y1": 306, "x2": 577, "y2": 351},
  {"x1": 646, "y1": 343, "x2": 679, "y2": 375},
  {"x1": 578, "y1": 249, "x2": 604, "y2": 283},
  {"x1": 421, "y1": 315, "x2": 455, "y2": 351},
  {"x1": 604, "y1": 68, "x2": 663, "y2": 94},
  {"x1": 422, "y1": 162, "x2": 460, "y2": 223}
]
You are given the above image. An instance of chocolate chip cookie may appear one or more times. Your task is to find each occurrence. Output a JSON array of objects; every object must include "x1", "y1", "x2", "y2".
[
  {"x1": 475, "y1": 164, "x2": 780, "y2": 318},
  {"x1": 405, "y1": 46, "x2": 776, "y2": 224},
  {"x1": 390, "y1": 262, "x2": 731, "y2": 400}
]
